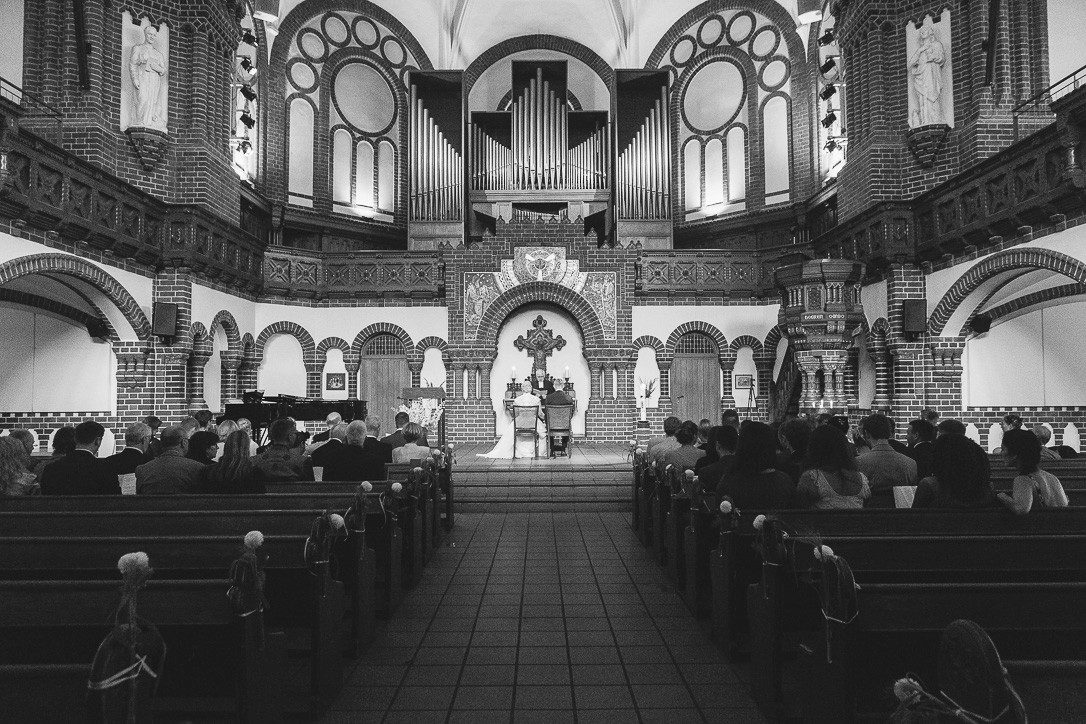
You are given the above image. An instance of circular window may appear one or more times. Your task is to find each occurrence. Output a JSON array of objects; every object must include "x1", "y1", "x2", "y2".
[
  {"x1": 298, "y1": 28, "x2": 329, "y2": 63},
  {"x1": 333, "y1": 62, "x2": 397, "y2": 136},
  {"x1": 750, "y1": 26, "x2": 781, "y2": 60},
  {"x1": 321, "y1": 12, "x2": 351, "y2": 47},
  {"x1": 381, "y1": 36, "x2": 407, "y2": 68},
  {"x1": 759, "y1": 57, "x2": 790, "y2": 92},
  {"x1": 726, "y1": 11, "x2": 756, "y2": 46},
  {"x1": 682, "y1": 59, "x2": 746, "y2": 134},
  {"x1": 353, "y1": 16, "x2": 380, "y2": 49},
  {"x1": 670, "y1": 35, "x2": 698, "y2": 66},
  {"x1": 698, "y1": 16, "x2": 725, "y2": 48},
  {"x1": 287, "y1": 58, "x2": 318, "y2": 93}
]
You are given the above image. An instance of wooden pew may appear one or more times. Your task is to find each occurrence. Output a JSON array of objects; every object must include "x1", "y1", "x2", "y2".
[
  {"x1": 636, "y1": 455, "x2": 655, "y2": 546},
  {"x1": 0, "y1": 577, "x2": 287, "y2": 724}
]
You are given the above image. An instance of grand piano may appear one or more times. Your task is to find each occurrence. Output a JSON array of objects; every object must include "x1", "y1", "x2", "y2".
[{"x1": 219, "y1": 394, "x2": 367, "y2": 442}]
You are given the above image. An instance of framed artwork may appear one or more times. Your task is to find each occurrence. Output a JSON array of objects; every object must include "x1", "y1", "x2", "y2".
[
  {"x1": 325, "y1": 373, "x2": 346, "y2": 392},
  {"x1": 733, "y1": 373, "x2": 753, "y2": 389}
]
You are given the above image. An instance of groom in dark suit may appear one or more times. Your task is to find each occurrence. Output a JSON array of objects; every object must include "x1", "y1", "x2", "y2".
[{"x1": 543, "y1": 378, "x2": 574, "y2": 457}]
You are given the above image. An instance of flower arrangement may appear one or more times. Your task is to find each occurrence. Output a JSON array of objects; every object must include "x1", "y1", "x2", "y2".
[{"x1": 399, "y1": 397, "x2": 444, "y2": 434}]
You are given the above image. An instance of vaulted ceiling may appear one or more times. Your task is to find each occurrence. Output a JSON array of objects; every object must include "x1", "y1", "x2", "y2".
[{"x1": 271, "y1": 0, "x2": 808, "y2": 69}]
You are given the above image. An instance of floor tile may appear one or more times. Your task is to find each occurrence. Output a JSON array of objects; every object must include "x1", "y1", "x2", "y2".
[
  {"x1": 453, "y1": 685, "x2": 516, "y2": 710},
  {"x1": 514, "y1": 684, "x2": 574, "y2": 709},
  {"x1": 389, "y1": 685, "x2": 456, "y2": 710},
  {"x1": 516, "y1": 664, "x2": 571, "y2": 686},
  {"x1": 459, "y1": 664, "x2": 517, "y2": 686},
  {"x1": 573, "y1": 684, "x2": 634, "y2": 709}
]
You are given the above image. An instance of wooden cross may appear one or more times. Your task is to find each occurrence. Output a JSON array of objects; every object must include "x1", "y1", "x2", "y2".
[{"x1": 513, "y1": 315, "x2": 566, "y2": 375}]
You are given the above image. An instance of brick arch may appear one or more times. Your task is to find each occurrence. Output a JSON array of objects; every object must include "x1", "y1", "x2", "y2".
[
  {"x1": 0, "y1": 254, "x2": 151, "y2": 341},
  {"x1": 208, "y1": 309, "x2": 242, "y2": 354},
  {"x1": 415, "y1": 335, "x2": 449, "y2": 357},
  {"x1": 255, "y1": 321, "x2": 317, "y2": 363},
  {"x1": 352, "y1": 323, "x2": 415, "y2": 360},
  {"x1": 241, "y1": 332, "x2": 255, "y2": 356},
  {"x1": 474, "y1": 281, "x2": 607, "y2": 350},
  {"x1": 928, "y1": 248, "x2": 1086, "y2": 335},
  {"x1": 464, "y1": 35, "x2": 614, "y2": 94},
  {"x1": 985, "y1": 283, "x2": 1086, "y2": 328},
  {"x1": 871, "y1": 317, "x2": 890, "y2": 337},
  {"x1": 763, "y1": 324, "x2": 785, "y2": 351},
  {"x1": 628, "y1": 334, "x2": 665, "y2": 363},
  {"x1": 665, "y1": 322, "x2": 729, "y2": 365},
  {"x1": 728, "y1": 335, "x2": 764, "y2": 356},
  {"x1": 190, "y1": 322, "x2": 212, "y2": 357},
  {"x1": 316, "y1": 336, "x2": 352, "y2": 357}
]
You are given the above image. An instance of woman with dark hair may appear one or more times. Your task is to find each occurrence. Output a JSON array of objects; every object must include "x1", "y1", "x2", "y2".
[
  {"x1": 796, "y1": 425, "x2": 870, "y2": 509},
  {"x1": 717, "y1": 422, "x2": 794, "y2": 509},
  {"x1": 664, "y1": 420, "x2": 706, "y2": 470},
  {"x1": 32, "y1": 426, "x2": 76, "y2": 480},
  {"x1": 186, "y1": 430, "x2": 219, "y2": 466},
  {"x1": 911, "y1": 434, "x2": 996, "y2": 509},
  {"x1": 201, "y1": 431, "x2": 264, "y2": 494},
  {"x1": 0, "y1": 437, "x2": 39, "y2": 495},
  {"x1": 998, "y1": 428, "x2": 1068, "y2": 514}
]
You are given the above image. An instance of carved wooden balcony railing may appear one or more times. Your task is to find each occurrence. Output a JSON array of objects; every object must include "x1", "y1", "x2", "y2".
[
  {"x1": 634, "y1": 249, "x2": 795, "y2": 297},
  {"x1": 810, "y1": 84, "x2": 1086, "y2": 273},
  {"x1": 262, "y1": 247, "x2": 445, "y2": 300},
  {"x1": 0, "y1": 98, "x2": 266, "y2": 291}
]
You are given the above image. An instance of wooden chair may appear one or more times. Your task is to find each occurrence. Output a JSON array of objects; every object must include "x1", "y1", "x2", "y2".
[
  {"x1": 512, "y1": 404, "x2": 540, "y2": 459},
  {"x1": 544, "y1": 404, "x2": 574, "y2": 458}
]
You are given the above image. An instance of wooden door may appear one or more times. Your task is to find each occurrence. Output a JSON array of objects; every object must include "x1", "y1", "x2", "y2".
[
  {"x1": 358, "y1": 334, "x2": 411, "y2": 430},
  {"x1": 671, "y1": 333, "x2": 720, "y2": 423}
]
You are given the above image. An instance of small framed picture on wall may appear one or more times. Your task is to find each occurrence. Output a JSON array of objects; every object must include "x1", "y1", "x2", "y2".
[
  {"x1": 733, "y1": 374, "x2": 753, "y2": 389},
  {"x1": 325, "y1": 373, "x2": 346, "y2": 392}
]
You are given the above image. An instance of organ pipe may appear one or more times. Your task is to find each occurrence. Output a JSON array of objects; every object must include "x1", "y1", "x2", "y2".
[
  {"x1": 617, "y1": 85, "x2": 670, "y2": 219},
  {"x1": 409, "y1": 81, "x2": 463, "y2": 221}
]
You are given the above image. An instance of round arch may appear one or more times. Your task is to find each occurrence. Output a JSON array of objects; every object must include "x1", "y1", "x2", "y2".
[
  {"x1": 255, "y1": 321, "x2": 316, "y2": 363},
  {"x1": 928, "y1": 248, "x2": 1086, "y2": 336},
  {"x1": 664, "y1": 321, "x2": 730, "y2": 366},
  {"x1": 208, "y1": 309, "x2": 242, "y2": 354},
  {"x1": 464, "y1": 34, "x2": 614, "y2": 94},
  {"x1": 352, "y1": 323, "x2": 415, "y2": 361},
  {"x1": 474, "y1": 281, "x2": 607, "y2": 351},
  {"x1": 0, "y1": 254, "x2": 151, "y2": 341}
]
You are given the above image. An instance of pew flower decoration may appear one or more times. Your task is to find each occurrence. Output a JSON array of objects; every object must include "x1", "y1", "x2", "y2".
[
  {"x1": 117, "y1": 551, "x2": 151, "y2": 578},
  {"x1": 719, "y1": 499, "x2": 734, "y2": 514},
  {"x1": 887, "y1": 672, "x2": 993, "y2": 722},
  {"x1": 360, "y1": 480, "x2": 373, "y2": 493},
  {"x1": 243, "y1": 530, "x2": 264, "y2": 550},
  {"x1": 752, "y1": 514, "x2": 767, "y2": 531},
  {"x1": 328, "y1": 513, "x2": 346, "y2": 531},
  {"x1": 893, "y1": 676, "x2": 924, "y2": 702},
  {"x1": 718, "y1": 496, "x2": 741, "y2": 529},
  {"x1": 391, "y1": 482, "x2": 403, "y2": 494},
  {"x1": 813, "y1": 544, "x2": 835, "y2": 561}
]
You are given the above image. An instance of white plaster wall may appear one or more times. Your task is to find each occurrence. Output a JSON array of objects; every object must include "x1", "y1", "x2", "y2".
[
  {"x1": 964, "y1": 299, "x2": 1086, "y2": 407},
  {"x1": 856, "y1": 331, "x2": 875, "y2": 409},
  {"x1": 631, "y1": 304, "x2": 780, "y2": 346},
  {"x1": 488, "y1": 305, "x2": 590, "y2": 438},
  {"x1": 191, "y1": 283, "x2": 258, "y2": 342},
  {"x1": 420, "y1": 347, "x2": 447, "y2": 389},
  {"x1": 321, "y1": 348, "x2": 348, "y2": 400},
  {"x1": 0, "y1": 303, "x2": 113, "y2": 412},
  {"x1": 633, "y1": 346, "x2": 661, "y2": 408},
  {"x1": 0, "y1": 0, "x2": 24, "y2": 87},
  {"x1": 730, "y1": 346, "x2": 759, "y2": 409},
  {"x1": 257, "y1": 333, "x2": 307, "y2": 397},
  {"x1": 253, "y1": 304, "x2": 447, "y2": 352},
  {"x1": 861, "y1": 279, "x2": 887, "y2": 325}
]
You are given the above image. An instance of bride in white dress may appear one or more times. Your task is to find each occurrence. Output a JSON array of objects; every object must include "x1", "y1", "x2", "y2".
[{"x1": 479, "y1": 381, "x2": 545, "y2": 458}]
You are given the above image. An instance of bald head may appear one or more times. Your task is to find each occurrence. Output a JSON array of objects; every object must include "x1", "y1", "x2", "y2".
[
  {"x1": 329, "y1": 423, "x2": 348, "y2": 442},
  {"x1": 325, "y1": 411, "x2": 342, "y2": 428}
]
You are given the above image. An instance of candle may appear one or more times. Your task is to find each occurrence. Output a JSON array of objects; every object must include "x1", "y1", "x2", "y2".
[
  {"x1": 511, "y1": 366, "x2": 516, "y2": 380},
  {"x1": 564, "y1": 366, "x2": 570, "y2": 377}
]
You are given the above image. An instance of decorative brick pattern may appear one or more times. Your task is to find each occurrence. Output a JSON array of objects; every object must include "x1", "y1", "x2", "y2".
[
  {"x1": 207, "y1": 309, "x2": 242, "y2": 354},
  {"x1": 255, "y1": 320, "x2": 317, "y2": 364}
]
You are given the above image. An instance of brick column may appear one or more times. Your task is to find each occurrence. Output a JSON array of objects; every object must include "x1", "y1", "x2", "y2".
[
  {"x1": 409, "y1": 361, "x2": 423, "y2": 388},
  {"x1": 929, "y1": 338, "x2": 966, "y2": 412},
  {"x1": 869, "y1": 327, "x2": 892, "y2": 411},
  {"x1": 887, "y1": 263, "x2": 929, "y2": 420},
  {"x1": 719, "y1": 353, "x2": 736, "y2": 419},
  {"x1": 187, "y1": 352, "x2": 211, "y2": 410},
  {"x1": 345, "y1": 363, "x2": 360, "y2": 400},
  {"x1": 305, "y1": 363, "x2": 322, "y2": 398},
  {"x1": 219, "y1": 352, "x2": 241, "y2": 405},
  {"x1": 237, "y1": 358, "x2": 259, "y2": 397}
]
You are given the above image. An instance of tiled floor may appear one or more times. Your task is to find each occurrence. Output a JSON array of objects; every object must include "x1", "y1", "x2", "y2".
[
  {"x1": 322, "y1": 512, "x2": 766, "y2": 723},
  {"x1": 457, "y1": 444, "x2": 632, "y2": 471}
]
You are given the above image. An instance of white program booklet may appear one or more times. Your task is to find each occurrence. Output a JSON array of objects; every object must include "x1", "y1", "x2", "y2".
[{"x1": 118, "y1": 473, "x2": 137, "y2": 495}]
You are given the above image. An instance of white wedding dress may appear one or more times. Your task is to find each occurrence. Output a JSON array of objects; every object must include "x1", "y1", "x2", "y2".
[{"x1": 479, "y1": 392, "x2": 545, "y2": 458}]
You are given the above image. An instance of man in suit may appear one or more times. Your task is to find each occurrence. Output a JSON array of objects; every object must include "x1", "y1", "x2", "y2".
[
  {"x1": 857, "y1": 414, "x2": 918, "y2": 507},
  {"x1": 348, "y1": 420, "x2": 388, "y2": 481},
  {"x1": 135, "y1": 425, "x2": 205, "y2": 494},
  {"x1": 361, "y1": 416, "x2": 393, "y2": 465},
  {"x1": 252, "y1": 418, "x2": 311, "y2": 482},
  {"x1": 106, "y1": 422, "x2": 153, "y2": 477},
  {"x1": 40, "y1": 420, "x2": 120, "y2": 495},
  {"x1": 906, "y1": 419, "x2": 937, "y2": 480},
  {"x1": 696, "y1": 425, "x2": 740, "y2": 496},
  {"x1": 309, "y1": 422, "x2": 359, "y2": 481},
  {"x1": 542, "y1": 378, "x2": 574, "y2": 455},
  {"x1": 647, "y1": 416, "x2": 682, "y2": 464},
  {"x1": 311, "y1": 411, "x2": 342, "y2": 444},
  {"x1": 382, "y1": 412, "x2": 429, "y2": 449}
]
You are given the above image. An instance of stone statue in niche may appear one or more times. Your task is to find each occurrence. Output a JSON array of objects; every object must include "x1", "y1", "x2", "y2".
[
  {"x1": 910, "y1": 25, "x2": 946, "y2": 126},
  {"x1": 130, "y1": 25, "x2": 168, "y2": 130}
]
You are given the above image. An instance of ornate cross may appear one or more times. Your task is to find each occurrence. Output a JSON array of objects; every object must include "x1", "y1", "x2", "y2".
[{"x1": 514, "y1": 315, "x2": 566, "y2": 375}]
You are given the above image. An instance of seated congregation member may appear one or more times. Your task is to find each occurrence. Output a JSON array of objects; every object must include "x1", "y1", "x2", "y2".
[
  {"x1": 179, "y1": 416, "x2": 200, "y2": 439},
  {"x1": 311, "y1": 411, "x2": 342, "y2": 444},
  {"x1": 0, "y1": 437, "x2": 39, "y2": 495},
  {"x1": 252, "y1": 418, "x2": 311, "y2": 483},
  {"x1": 201, "y1": 430, "x2": 264, "y2": 494},
  {"x1": 775, "y1": 418, "x2": 813, "y2": 485},
  {"x1": 906, "y1": 419, "x2": 937, "y2": 480},
  {"x1": 696, "y1": 419, "x2": 717, "y2": 464},
  {"x1": 215, "y1": 419, "x2": 239, "y2": 460},
  {"x1": 361, "y1": 416, "x2": 393, "y2": 464},
  {"x1": 696, "y1": 425, "x2": 734, "y2": 472},
  {"x1": 991, "y1": 412, "x2": 1024, "y2": 455},
  {"x1": 33, "y1": 425, "x2": 75, "y2": 480},
  {"x1": 663, "y1": 420, "x2": 706, "y2": 471},
  {"x1": 186, "y1": 431, "x2": 220, "y2": 466},
  {"x1": 696, "y1": 425, "x2": 739, "y2": 495},
  {"x1": 647, "y1": 415, "x2": 681, "y2": 464},
  {"x1": 136, "y1": 426, "x2": 205, "y2": 494},
  {"x1": 1032, "y1": 425, "x2": 1062, "y2": 461},
  {"x1": 912, "y1": 434, "x2": 996, "y2": 509},
  {"x1": 383, "y1": 411, "x2": 429, "y2": 449},
  {"x1": 193, "y1": 409, "x2": 215, "y2": 433},
  {"x1": 41, "y1": 421, "x2": 120, "y2": 495},
  {"x1": 236, "y1": 418, "x2": 260, "y2": 455},
  {"x1": 311, "y1": 423, "x2": 360, "y2": 480},
  {"x1": 885, "y1": 417, "x2": 911, "y2": 454},
  {"x1": 721, "y1": 409, "x2": 741, "y2": 430},
  {"x1": 936, "y1": 418, "x2": 967, "y2": 437},
  {"x1": 144, "y1": 415, "x2": 164, "y2": 458},
  {"x1": 7, "y1": 429, "x2": 37, "y2": 470},
  {"x1": 998, "y1": 429, "x2": 1069, "y2": 515},
  {"x1": 795, "y1": 425, "x2": 870, "y2": 509},
  {"x1": 347, "y1": 420, "x2": 388, "y2": 481},
  {"x1": 717, "y1": 421, "x2": 795, "y2": 509},
  {"x1": 106, "y1": 422, "x2": 152, "y2": 476},
  {"x1": 856, "y1": 414, "x2": 917, "y2": 506},
  {"x1": 392, "y1": 423, "x2": 431, "y2": 464}
]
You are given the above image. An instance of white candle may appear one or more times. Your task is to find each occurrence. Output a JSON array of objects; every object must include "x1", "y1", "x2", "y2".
[
  {"x1": 511, "y1": 366, "x2": 516, "y2": 380},
  {"x1": 564, "y1": 366, "x2": 570, "y2": 377}
]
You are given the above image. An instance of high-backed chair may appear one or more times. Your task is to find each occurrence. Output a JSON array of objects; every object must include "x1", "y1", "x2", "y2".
[
  {"x1": 512, "y1": 405, "x2": 540, "y2": 459},
  {"x1": 544, "y1": 405, "x2": 574, "y2": 458}
]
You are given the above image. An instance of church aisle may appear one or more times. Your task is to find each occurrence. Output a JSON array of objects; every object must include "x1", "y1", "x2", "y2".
[{"x1": 321, "y1": 512, "x2": 765, "y2": 723}]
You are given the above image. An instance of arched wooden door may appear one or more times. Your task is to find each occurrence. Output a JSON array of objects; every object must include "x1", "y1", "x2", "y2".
[
  {"x1": 670, "y1": 332, "x2": 720, "y2": 423},
  {"x1": 358, "y1": 334, "x2": 411, "y2": 429}
]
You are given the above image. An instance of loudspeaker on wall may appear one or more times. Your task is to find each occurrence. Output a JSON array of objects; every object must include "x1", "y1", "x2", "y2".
[
  {"x1": 152, "y1": 302, "x2": 179, "y2": 337},
  {"x1": 902, "y1": 299, "x2": 927, "y2": 334}
]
